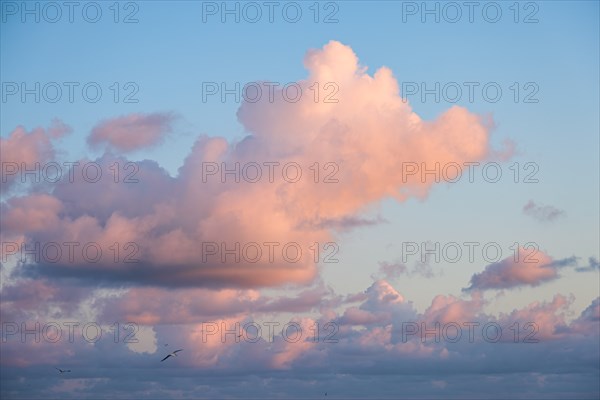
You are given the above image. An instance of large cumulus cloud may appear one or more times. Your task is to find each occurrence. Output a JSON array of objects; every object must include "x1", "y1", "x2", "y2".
[{"x1": 1, "y1": 41, "x2": 504, "y2": 289}]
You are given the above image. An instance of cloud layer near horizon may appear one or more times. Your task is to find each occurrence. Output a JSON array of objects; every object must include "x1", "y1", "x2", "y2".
[{"x1": 1, "y1": 277, "x2": 598, "y2": 398}]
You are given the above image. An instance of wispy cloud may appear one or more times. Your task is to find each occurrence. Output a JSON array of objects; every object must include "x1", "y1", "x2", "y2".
[
  {"x1": 575, "y1": 256, "x2": 600, "y2": 272},
  {"x1": 374, "y1": 259, "x2": 437, "y2": 281},
  {"x1": 523, "y1": 200, "x2": 565, "y2": 222}
]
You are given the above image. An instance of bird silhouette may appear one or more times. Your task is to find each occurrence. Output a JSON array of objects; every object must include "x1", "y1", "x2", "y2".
[
  {"x1": 161, "y1": 349, "x2": 183, "y2": 362},
  {"x1": 55, "y1": 368, "x2": 71, "y2": 374}
]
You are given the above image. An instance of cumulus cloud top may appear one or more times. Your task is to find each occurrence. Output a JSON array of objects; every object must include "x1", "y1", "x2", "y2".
[{"x1": 0, "y1": 120, "x2": 71, "y2": 194}]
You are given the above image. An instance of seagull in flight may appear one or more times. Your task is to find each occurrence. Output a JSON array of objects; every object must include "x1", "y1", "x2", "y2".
[
  {"x1": 160, "y1": 349, "x2": 183, "y2": 362},
  {"x1": 55, "y1": 368, "x2": 71, "y2": 373}
]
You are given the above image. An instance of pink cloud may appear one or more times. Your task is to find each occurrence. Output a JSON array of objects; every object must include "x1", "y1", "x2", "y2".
[
  {"x1": 1, "y1": 193, "x2": 63, "y2": 234},
  {"x1": 0, "y1": 42, "x2": 596, "y2": 394},
  {"x1": 497, "y1": 294, "x2": 573, "y2": 340},
  {"x1": 1, "y1": 274, "x2": 597, "y2": 382},
  {"x1": 237, "y1": 41, "x2": 506, "y2": 223},
  {"x1": 423, "y1": 293, "x2": 484, "y2": 325},
  {"x1": 96, "y1": 283, "x2": 336, "y2": 326},
  {"x1": 340, "y1": 307, "x2": 386, "y2": 326},
  {"x1": 465, "y1": 248, "x2": 556, "y2": 291},
  {"x1": 0, "y1": 120, "x2": 70, "y2": 193},
  {"x1": 99, "y1": 287, "x2": 261, "y2": 325},
  {"x1": 87, "y1": 112, "x2": 175, "y2": 152},
  {"x1": 339, "y1": 280, "x2": 415, "y2": 327},
  {"x1": 3, "y1": 41, "x2": 504, "y2": 289}
]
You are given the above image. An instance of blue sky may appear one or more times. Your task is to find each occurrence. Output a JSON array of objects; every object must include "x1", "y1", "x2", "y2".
[{"x1": 1, "y1": 1, "x2": 599, "y2": 398}]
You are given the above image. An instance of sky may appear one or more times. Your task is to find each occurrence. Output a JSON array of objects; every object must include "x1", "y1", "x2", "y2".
[{"x1": 0, "y1": 0, "x2": 599, "y2": 399}]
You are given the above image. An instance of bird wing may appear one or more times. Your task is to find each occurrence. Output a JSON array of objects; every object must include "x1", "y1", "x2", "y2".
[
  {"x1": 160, "y1": 354, "x2": 172, "y2": 362},
  {"x1": 174, "y1": 349, "x2": 183, "y2": 354}
]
